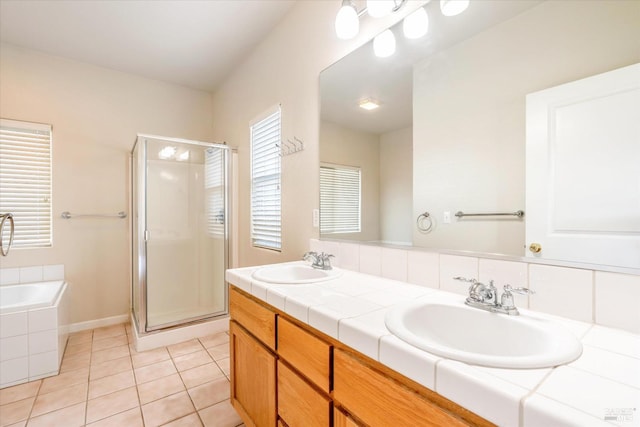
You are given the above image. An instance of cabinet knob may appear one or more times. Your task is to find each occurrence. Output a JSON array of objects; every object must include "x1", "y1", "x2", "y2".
[{"x1": 529, "y1": 243, "x2": 542, "y2": 254}]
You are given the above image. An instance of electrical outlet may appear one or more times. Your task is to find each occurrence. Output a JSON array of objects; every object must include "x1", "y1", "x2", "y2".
[
  {"x1": 313, "y1": 209, "x2": 319, "y2": 227},
  {"x1": 444, "y1": 211, "x2": 451, "y2": 224}
]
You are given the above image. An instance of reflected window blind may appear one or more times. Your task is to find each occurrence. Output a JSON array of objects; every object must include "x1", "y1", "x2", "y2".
[
  {"x1": 320, "y1": 164, "x2": 361, "y2": 234},
  {"x1": 0, "y1": 119, "x2": 52, "y2": 248},
  {"x1": 204, "y1": 147, "x2": 225, "y2": 238},
  {"x1": 250, "y1": 108, "x2": 281, "y2": 250}
]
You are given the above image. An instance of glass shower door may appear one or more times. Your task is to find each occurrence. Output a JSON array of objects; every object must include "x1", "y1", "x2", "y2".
[{"x1": 144, "y1": 138, "x2": 228, "y2": 331}]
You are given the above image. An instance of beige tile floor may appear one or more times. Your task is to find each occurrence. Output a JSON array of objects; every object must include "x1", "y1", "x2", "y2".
[{"x1": 0, "y1": 323, "x2": 244, "y2": 427}]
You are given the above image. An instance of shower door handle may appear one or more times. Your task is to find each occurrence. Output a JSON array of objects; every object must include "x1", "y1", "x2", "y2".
[{"x1": 144, "y1": 230, "x2": 150, "y2": 242}]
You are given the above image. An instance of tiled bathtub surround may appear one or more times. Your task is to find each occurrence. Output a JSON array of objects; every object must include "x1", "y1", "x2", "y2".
[
  {"x1": 227, "y1": 263, "x2": 640, "y2": 427},
  {"x1": 310, "y1": 240, "x2": 640, "y2": 334},
  {"x1": 0, "y1": 281, "x2": 70, "y2": 389},
  {"x1": 0, "y1": 265, "x2": 65, "y2": 286},
  {"x1": 0, "y1": 265, "x2": 69, "y2": 389}
]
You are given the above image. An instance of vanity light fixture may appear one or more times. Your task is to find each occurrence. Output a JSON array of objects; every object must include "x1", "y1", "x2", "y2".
[
  {"x1": 366, "y1": 0, "x2": 396, "y2": 18},
  {"x1": 440, "y1": 0, "x2": 469, "y2": 17},
  {"x1": 335, "y1": 0, "x2": 359, "y2": 40},
  {"x1": 373, "y1": 29, "x2": 396, "y2": 57},
  {"x1": 335, "y1": 0, "x2": 468, "y2": 45},
  {"x1": 359, "y1": 99, "x2": 380, "y2": 110},
  {"x1": 335, "y1": 0, "x2": 406, "y2": 40},
  {"x1": 403, "y1": 6, "x2": 429, "y2": 39}
]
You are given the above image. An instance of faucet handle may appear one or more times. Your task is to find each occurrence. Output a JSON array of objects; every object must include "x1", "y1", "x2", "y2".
[
  {"x1": 453, "y1": 276, "x2": 477, "y2": 284},
  {"x1": 501, "y1": 284, "x2": 535, "y2": 310},
  {"x1": 503, "y1": 284, "x2": 535, "y2": 295}
]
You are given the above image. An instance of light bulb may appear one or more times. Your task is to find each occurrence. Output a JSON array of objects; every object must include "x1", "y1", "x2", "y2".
[
  {"x1": 403, "y1": 7, "x2": 428, "y2": 39},
  {"x1": 440, "y1": 0, "x2": 469, "y2": 17},
  {"x1": 373, "y1": 29, "x2": 396, "y2": 58},
  {"x1": 367, "y1": 0, "x2": 394, "y2": 18},
  {"x1": 335, "y1": 2, "x2": 359, "y2": 40}
]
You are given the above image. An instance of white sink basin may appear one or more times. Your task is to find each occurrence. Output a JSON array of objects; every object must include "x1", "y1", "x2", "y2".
[
  {"x1": 251, "y1": 264, "x2": 342, "y2": 284},
  {"x1": 385, "y1": 300, "x2": 582, "y2": 369}
]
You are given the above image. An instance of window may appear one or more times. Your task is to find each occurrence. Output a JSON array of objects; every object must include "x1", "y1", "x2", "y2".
[
  {"x1": 250, "y1": 107, "x2": 281, "y2": 250},
  {"x1": 0, "y1": 119, "x2": 53, "y2": 248},
  {"x1": 320, "y1": 163, "x2": 361, "y2": 234}
]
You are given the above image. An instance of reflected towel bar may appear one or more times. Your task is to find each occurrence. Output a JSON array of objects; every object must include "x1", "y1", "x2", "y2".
[
  {"x1": 455, "y1": 210, "x2": 524, "y2": 218},
  {"x1": 61, "y1": 211, "x2": 127, "y2": 219}
]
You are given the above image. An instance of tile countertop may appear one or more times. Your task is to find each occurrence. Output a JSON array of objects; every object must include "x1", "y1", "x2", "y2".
[{"x1": 226, "y1": 262, "x2": 640, "y2": 427}]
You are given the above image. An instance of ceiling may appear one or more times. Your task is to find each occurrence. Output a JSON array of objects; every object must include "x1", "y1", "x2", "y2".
[{"x1": 0, "y1": 0, "x2": 296, "y2": 92}]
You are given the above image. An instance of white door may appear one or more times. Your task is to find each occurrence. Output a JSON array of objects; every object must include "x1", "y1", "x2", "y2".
[{"x1": 526, "y1": 63, "x2": 640, "y2": 269}]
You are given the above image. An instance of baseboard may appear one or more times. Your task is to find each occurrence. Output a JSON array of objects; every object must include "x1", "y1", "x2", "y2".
[{"x1": 67, "y1": 314, "x2": 130, "y2": 333}]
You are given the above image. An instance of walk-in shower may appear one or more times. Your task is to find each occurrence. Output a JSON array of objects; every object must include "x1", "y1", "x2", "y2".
[{"x1": 130, "y1": 134, "x2": 232, "y2": 347}]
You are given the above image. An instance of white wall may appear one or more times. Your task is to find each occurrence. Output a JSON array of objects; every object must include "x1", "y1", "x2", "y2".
[
  {"x1": 0, "y1": 44, "x2": 214, "y2": 324},
  {"x1": 211, "y1": 1, "x2": 428, "y2": 267},
  {"x1": 379, "y1": 126, "x2": 412, "y2": 245},
  {"x1": 412, "y1": 0, "x2": 640, "y2": 254},
  {"x1": 320, "y1": 121, "x2": 380, "y2": 242}
]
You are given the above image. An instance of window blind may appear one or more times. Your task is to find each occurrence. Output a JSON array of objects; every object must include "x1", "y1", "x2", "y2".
[
  {"x1": 0, "y1": 119, "x2": 53, "y2": 248},
  {"x1": 320, "y1": 164, "x2": 361, "y2": 234},
  {"x1": 204, "y1": 147, "x2": 225, "y2": 238},
  {"x1": 250, "y1": 108, "x2": 281, "y2": 250}
]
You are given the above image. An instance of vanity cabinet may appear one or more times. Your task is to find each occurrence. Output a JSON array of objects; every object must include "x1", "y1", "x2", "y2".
[
  {"x1": 229, "y1": 285, "x2": 493, "y2": 427},
  {"x1": 229, "y1": 288, "x2": 277, "y2": 427}
]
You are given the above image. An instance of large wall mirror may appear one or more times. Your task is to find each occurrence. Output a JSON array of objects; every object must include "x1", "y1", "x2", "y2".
[{"x1": 319, "y1": 0, "x2": 640, "y2": 268}]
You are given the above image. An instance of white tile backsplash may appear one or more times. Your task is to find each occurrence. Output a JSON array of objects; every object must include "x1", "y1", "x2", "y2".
[
  {"x1": 595, "y1": 271, "x2": 640, "y2": 334},
  {"x1": 407, "y1": 250, "x2": 439, "y2": 289},
  {"x1": 380, "y1": 248, "x2": 407, "y2": 282},
  {"x1": 43, "y1": 265, "x2": 65, "y2": 281},
  {"x1": 479, "y1": 258, "x2": 529, "y2": 309},
  {"x1": 358, "y1": 245, "x2": 382, "y2": 276},
  {"x1": 19, "y1": 266, "x2": 43, "y2": 283},
  {"x1": 314, "y1": 240, "x2": 638, "y2": 347},
  {"x1": 529, "y1": 265, "x2": 593, "y2": 322},
  {"x1": 1, "y1": 264, "x2": 64, "y2": 285},
  {"x1": 439, "y1": 255, "x2": 478, "y2": 295},
  {"x1": 338, "y1": 242, "x2": 360, "y2": 271},
  {"x1": 0, "y1": 268, "x2": 20, "y2": 286}
]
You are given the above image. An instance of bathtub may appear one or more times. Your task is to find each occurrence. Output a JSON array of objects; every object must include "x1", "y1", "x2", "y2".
[{"x1": 0, "y1": 281, "x2": 70, "y2": 388}]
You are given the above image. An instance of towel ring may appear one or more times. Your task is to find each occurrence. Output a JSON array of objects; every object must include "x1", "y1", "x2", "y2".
[{"x1": 416, "y1": 212, "x2": 433, "y2": 233}]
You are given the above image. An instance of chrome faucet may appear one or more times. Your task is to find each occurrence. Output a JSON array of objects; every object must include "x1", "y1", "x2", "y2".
[
  {"x1": 453, "y1": 276, "x2": 534, "y2": 315},
  {"x1": 303, "y1": 251, "x2": 334, "y2": 270}
]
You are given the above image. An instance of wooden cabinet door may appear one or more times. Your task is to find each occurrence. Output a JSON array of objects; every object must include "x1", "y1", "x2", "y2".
[
  {"x1": 230, "y1": 320, "x2": 277, "y2": 427},
  {"x1": 334, "y1": 349, "x2": 470, "y2": 427},
  {"x1": 334, "y1": 407, "x2": 361, "y2": 427},
  {"x1": 277, "y1": 360, "x2": 331, "y2": 427}
]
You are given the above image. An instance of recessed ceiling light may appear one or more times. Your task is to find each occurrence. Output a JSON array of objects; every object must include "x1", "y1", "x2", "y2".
[{"x1": 359, "y1": 99, "x2": 380, "y2": 110}]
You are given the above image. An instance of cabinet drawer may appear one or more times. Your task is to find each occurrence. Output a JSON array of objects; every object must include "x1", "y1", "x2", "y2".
[
  {"x1": 334, "y1": 349, "x2": 470, "y2": 427},
  {"x1": 278, "y1": 360, "x2": 331, "y2": 427},
  {"x1": 334, "y1": 407, "x2": 361, "y2": 427},
  {"x1": 277, "y1": 316, "x2": 331, "y2": 392},
  {"x1": 230, "y1": 286, "x2": 276, "y2": 350}
]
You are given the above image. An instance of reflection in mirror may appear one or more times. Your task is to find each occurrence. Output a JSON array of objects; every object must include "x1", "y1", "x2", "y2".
[{"x1": 319, "y1": 0, "x2": 640, "y2": 267}]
